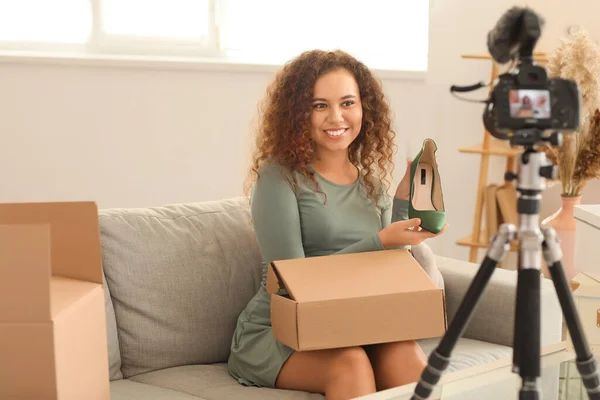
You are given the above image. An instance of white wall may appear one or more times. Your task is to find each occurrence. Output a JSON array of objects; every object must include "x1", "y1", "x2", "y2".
[
  {"x1": 0, "y1": 62, "x2": 275, "y2": 207},
  {"x1": 0, "y1": 60, "x2": 425, "y2": 206},
  {"x1": 0, "y1": 0, "x2": 598, "y2": 262}
]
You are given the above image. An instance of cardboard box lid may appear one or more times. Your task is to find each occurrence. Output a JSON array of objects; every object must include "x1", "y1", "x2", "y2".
[
  {"x1": 0, "y1": 201, "x2": 102, "y2": 284},
  {"x1": 267, "y1": 249, "x2": 438, "y2": 302}
]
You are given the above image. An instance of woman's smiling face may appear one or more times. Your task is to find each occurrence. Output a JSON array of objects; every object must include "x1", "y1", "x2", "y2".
[{"x1": 310, "y1": 68, "x2": 363, "y2": 158}]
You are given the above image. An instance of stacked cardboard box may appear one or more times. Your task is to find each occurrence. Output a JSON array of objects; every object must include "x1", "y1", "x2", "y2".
[{"x1": 0, "y1": 202, "x2": 110, "y2": 400}]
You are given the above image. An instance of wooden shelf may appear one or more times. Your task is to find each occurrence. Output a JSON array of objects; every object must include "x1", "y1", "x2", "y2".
[
  {"x1": 459, "y1": 142, "x2": 522, "y2": 157},
  {"x1": 457, "y1": 231, "x2": 519, "y2": 252},
  {"x1": 461, "y1": 53, "x2": 548, "y2": 62}
]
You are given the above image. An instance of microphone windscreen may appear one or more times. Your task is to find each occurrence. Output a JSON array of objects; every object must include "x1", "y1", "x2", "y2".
[{"x1": 487, "y1": 6, "x2": 526, "y2": 64}]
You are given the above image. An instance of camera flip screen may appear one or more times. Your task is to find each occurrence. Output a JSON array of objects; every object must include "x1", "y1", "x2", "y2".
[{"x1": 509, "y1": 89, "x2": 551, "y2": 119}]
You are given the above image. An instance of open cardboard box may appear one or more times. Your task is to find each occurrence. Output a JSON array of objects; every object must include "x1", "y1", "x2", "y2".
[
  {"x1": 266, "y1": 248, "x2": 447, "y2": 351},
  {"x1": 0, "y1": 201, "x2": 110, "y2": 400}
]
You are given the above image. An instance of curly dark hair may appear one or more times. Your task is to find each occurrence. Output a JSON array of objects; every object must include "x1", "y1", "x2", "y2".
[{"x1": 245, "y1": 49, "x2": 397, "y2": 205}]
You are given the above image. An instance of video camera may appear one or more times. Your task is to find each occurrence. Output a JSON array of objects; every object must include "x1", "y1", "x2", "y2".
[{"x1": 452, "y1": 7, "x2": 581, "y2": 144}]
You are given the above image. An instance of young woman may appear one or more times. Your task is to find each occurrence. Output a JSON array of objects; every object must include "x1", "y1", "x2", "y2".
[{"x1": 228, "y1": 49, "x2": 447, "y2": 400}]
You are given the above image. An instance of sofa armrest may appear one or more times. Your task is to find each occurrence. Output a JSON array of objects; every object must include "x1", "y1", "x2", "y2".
[{"x1": 436, "y1": 255, "x2": 563, "y2": 348}]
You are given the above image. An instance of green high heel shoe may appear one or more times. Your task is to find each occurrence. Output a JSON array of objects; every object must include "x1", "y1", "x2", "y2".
[{"x1": 409, "y1": 138, "x2": 446, "y2": 234}]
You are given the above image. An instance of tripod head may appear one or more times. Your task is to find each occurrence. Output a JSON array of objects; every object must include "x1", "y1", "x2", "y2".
[
  {"x1": 504, "y1": 129, "x2": 560, "y2": 195},
  {"x1": 500, "y1": 129, "x2": 560, "y2": 235}
]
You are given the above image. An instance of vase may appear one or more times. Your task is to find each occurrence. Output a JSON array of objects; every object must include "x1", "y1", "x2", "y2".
[{"x1": 541, "y1": 195, "x2": 582, "y2": 281}]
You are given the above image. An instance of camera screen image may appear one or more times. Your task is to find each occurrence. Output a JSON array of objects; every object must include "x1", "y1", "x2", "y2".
[{"x1": 509, "y1": 89, "x2": 551, "y2": 119}]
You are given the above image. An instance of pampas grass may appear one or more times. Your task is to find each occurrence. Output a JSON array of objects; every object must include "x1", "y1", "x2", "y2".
[
  {"x1": 573, "y1": 109, "x2": 600, "y2": 188},
  {"x1": 539, "y1": 28, "x2": 600, "y2": 196}
]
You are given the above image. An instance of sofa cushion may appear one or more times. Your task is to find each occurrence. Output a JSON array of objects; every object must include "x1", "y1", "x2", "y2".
[
  {"x1": 111, "y1": 379, "x2": 205, "y2": 400},
  {"x1": 99, "y1": 197, "x2": 264, "y2": 378},
  {"x1": 128, "y1": 363, "x2": 325, "y2": 400},
  {"x1": 126, "y1": 339, "x2": 510, "y2": 400},
  {"x1": 417, "y1": 337, "x2": 512, "y2": 372},
  {"x1": 103, "y1": 270, "x2": 123, "y2": 381}
]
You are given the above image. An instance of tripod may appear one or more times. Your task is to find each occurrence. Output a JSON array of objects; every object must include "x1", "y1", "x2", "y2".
[{"x1": 411, "y1": 129, "x2": 600, "y2": 400}]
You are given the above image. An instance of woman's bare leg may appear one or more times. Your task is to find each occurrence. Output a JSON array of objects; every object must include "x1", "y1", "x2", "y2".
[
  {"x1": 366, "y1": 340, "x2": 427, "y2": 391},
  {"x1": 275, "y1": 346, "x2": 376, "y2": 400}
]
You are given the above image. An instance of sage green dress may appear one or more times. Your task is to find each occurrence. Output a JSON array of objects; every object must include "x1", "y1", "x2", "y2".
[{"x1": 227, "y1": 162, "x2": 410, "y2": 388}]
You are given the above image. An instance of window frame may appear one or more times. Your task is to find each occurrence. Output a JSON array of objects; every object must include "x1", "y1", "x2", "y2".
[{"x1": 89, "y1": 0, "x2": 220, "y2": 58}]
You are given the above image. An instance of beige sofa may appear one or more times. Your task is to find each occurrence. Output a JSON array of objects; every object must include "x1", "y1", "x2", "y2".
[{"x1": 99, "y1": 197, "x2": 563, "y2": 399}]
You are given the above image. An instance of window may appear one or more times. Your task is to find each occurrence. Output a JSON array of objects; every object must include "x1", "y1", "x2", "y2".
[
  {"x1": 217, "y1": 0, "x2": 429, "y2": 71},
  {"x1": 102, "y1": 0, "x2": 209, "y2": 39},
  {"x1": 0, "y1": 0, "x2": 429, "y2": 72},
  {"x1": 96, "y1": 0, "x2": 215, "y2": 55},
  {"x1": 0, "y1": 0, "x2": 92, "y2": 43}
]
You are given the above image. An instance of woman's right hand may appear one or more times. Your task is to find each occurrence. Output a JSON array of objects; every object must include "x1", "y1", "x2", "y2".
[{"x1": 378, "y1": 218, "x2": 447, "y2": 248}]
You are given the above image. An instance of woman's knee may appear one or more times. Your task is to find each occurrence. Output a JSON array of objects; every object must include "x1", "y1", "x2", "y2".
[
  {"x1": 368, "y1": 340, "x2": 427, "y2": 391},
  {"x1": 396, "y1": 340, "x2": 426, "y2": 358},
  {"x1": 398, "y1": 339, "x2": 421, "y2": 351},
  {"x1": 329, "y1": 346, "x2": 374, "y2": 379},
  {"x1": 371, "y1": 340, "x2": 427, "y2": 366}
]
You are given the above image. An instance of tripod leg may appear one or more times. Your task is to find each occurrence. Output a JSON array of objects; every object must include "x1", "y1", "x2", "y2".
[
  {"x1": 514, "y1": 268, "x2": 542, "y2": 400},
  {"x1": 411, "y1": 224, "x2": 515, "y2": 400},
  {"x1": 506, "y1": 220, "x2": 544, "y2": 400},
  {"x1": 542, "y1": 226, "x2": 600, "y2": 399},
  {"x1": 512, "y1": 269, "x2": 541, "y2": 375}
]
